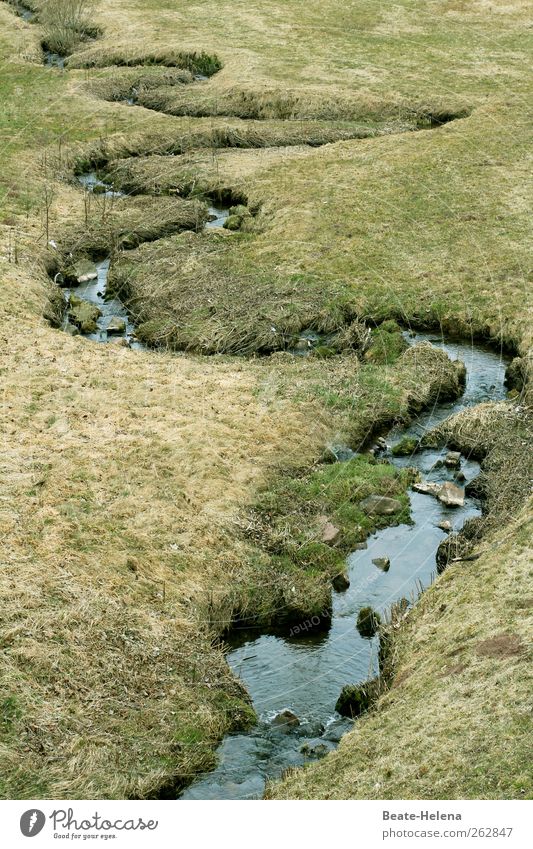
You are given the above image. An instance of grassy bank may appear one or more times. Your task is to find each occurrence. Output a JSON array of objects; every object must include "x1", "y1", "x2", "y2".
[
  {"x1": 0, "y1": 0, "x2": 531, "y2": 799},
  {"x1": 269, "y1": 503, "x2": 533, "y2": 799}
]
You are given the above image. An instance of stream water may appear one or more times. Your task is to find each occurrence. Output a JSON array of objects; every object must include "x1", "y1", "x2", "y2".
[
  {"x1": 179, "y1": 335, "x2": 508, "y2": 800},
  {"x1": 8, "y1": 1, "x2": 34, "y2": 21}
]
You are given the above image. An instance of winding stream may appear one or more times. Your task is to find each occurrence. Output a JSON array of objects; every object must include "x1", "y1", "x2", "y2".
[
  {"x1": 179, "y1": 335, "x2": 508, "y2": 799},
  {"x1": 62, "y1": 176, "x2": 508, "y2": 803}
]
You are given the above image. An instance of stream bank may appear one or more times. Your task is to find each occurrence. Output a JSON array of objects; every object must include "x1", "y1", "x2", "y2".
[
  {"x1": 55, "y1": 173, "x2": 231, "y2": 347},
  {"x1": 179, "y1": 335, "x2": 509, "y2": 799}
]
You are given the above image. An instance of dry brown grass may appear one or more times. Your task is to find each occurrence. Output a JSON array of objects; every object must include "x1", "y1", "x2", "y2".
[
  {"x1": 0, "y1": 0, "x2": 531, "y2": 800},
  {"x1": 0, "y1": 253, "x2": 334, "y2": 797}
]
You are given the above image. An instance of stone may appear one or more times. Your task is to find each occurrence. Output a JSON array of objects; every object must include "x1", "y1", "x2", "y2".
[
  {"x1": 332, "y1": 571, "x2": 350, "y2": 592},
  {"x1": 455, "y1": 470, "x2": 466, "y2": 482},
  {"x1": 356, "y1": 606, "x2": 381, "y2": 638},
  {"x1": 294, "y1": 720, "x2": 325, "y2": 738},
  {"x1": 335, "y1": 678, "x2": 380, "y2": 718},
  {"x1": 300, "y1": 738, "x2": 334, "y2": 759},
  {"x1": 360, "y1": 495, "x2": 403, "y2": 516},
  {"x1": 106, "y1": 316, "x2": 127, "y2": 335},
  {"x1": 317, "y1": 515, "x2": 340, "y2": 544},
  {"x1": 70, "y1": 258, "x2": 98, "y2": 284},
  {"x1": 445, "y1": 450, "x2": 461, "y2": 469},
  {"x1": 438, "y1": 481, "x2": 465, "y2": 507},
  {"x1": 372, "y1": 556, "x2": 390, "y2": 572},
  {"x1": 322, "y1": 718, "x2": 353, "y2": 743},
  {"x1": 271, "y1": 709, "x2": 300, "y2": 731},
  {"x1": 68, "y1": 296, "x2": 101, "y2": 333},
  {"x1": 64, "y1": 322, "x2": 79, "y2": 336},
  {"x1": 438, "y1": 520, "x2": 452, "y2": 533},
  {"x1": 413, "y1": 481, "x2": 441, "y2": 497},
  {"x1": 391, "y1": 436, "x2": 419, "y2": 457}
]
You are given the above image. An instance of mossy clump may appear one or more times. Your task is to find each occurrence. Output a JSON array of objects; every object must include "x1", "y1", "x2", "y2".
[
  {"x1": 364, "y1": 320, "x2": 408, "y2": 365},
  {"x1": 312, "y1": 345, "x2": 336, "y2": 358},
  {"x1": 335, "y1": 678, "x2": 380, "y2": 718},
  {"x1": 391, "y1": 436, "x2": 420, "y2": 456},
  {"x1": 68, "y1": 295, "x2": 101, "y2": 333},
  {"x1": 356, "y1": 606, "x2": 381, "y2": 638},
  {"x1": 223, "y1": 214, "x2": 242, "y2": 231},
  {"x1": 223, "y1": 205, "x2": 252, "y2": 232}
]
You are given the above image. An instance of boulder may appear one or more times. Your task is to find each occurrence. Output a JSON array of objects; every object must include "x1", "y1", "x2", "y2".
[
  {"x1": 356, "y1": 606, "x2": 381, "y2": 638},
  {"x1": 106, "y1": 316, "x2": 127, "y2": 335},
  {"x1": 438, "y1": 481, "x2": 465, "y2": 507},
  {"x1": 332, "y1": 571, "x2": 350, "y2": 592},
  {"x1": 438, "y1": 520, "x2": 452, "y2": 533},
  {"x1": 391, "y1": 436, "x2": 419, "y2": 456},
  {"x1": 68, "y1": 258, "x2": 98, "y2": 284},
  {"x1": 68, "y1": 296, "x2": 101, "y2": 333},
  {"x1": 271, "y1": 709, "x2": 300, "y2": 731},
  {"x1": 322, "y1": 718, "x2": 353, "y2": 743},
  {"x1": 445, "y1": 450, "x2": 461, "y2": 469},
  {"x1": 294, "y1": 720, "x2": 325, "y2": 738},
  {"x1": 300, "y1": 739, "x2": 334, "y2": 759},
  {"x1": 372, "y1": 556, "x2": 390, "y2": 572},
  {"x1": 413, "y1": 481, "x2": 441, "y2": 497},
  {"x1": 63, "y1": 322, "x2": 79, "y2": 336},
  {"x1": 335, "y1": 678, "x2": 380, "y2": 718},
  {"x1": 360, "y1": 495, "x2": 403, "y2": 516}
]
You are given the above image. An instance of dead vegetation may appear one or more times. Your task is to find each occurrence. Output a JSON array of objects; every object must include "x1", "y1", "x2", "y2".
[
  {"x1": 48, "y1": 194, "x2": 208, "y2": 279},
  {"x1": 66, "y1": 45, "x2": 223, "y2": 75},
  {"x1": 85, "y1": 67, "x2": 194, "y2": 104},
  {"x1": 39, "y1": 0, "x2": 99, "y2": 55},
  {"x1": 131, "y1": 84, "x2": 470, "y2": 124}
]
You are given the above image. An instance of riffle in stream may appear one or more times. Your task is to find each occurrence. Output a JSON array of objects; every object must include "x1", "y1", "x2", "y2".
[{"x1": 179, "y1": 336, "x2": 508, "y2": 799}]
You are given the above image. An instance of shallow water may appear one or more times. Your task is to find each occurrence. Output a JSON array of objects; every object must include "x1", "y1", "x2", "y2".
[
  {"x1": 77, "y1": 172, "x2": 124, "y2": 198},
  {"x1": 180, "y1": 335, "x2": 508, "y2": 800},
  {"x1": 62, "y1": 258, "x2": 145, "y2": 350},
  {"x1": 9, "y1": 1, "x2": 34, "y2": 22},
  {"x1": 44, "y1": 52, "x2": 66, "y2": 68},
  {"x1": 206, "y1": 205, "x2": 230, "y2": 228}
]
